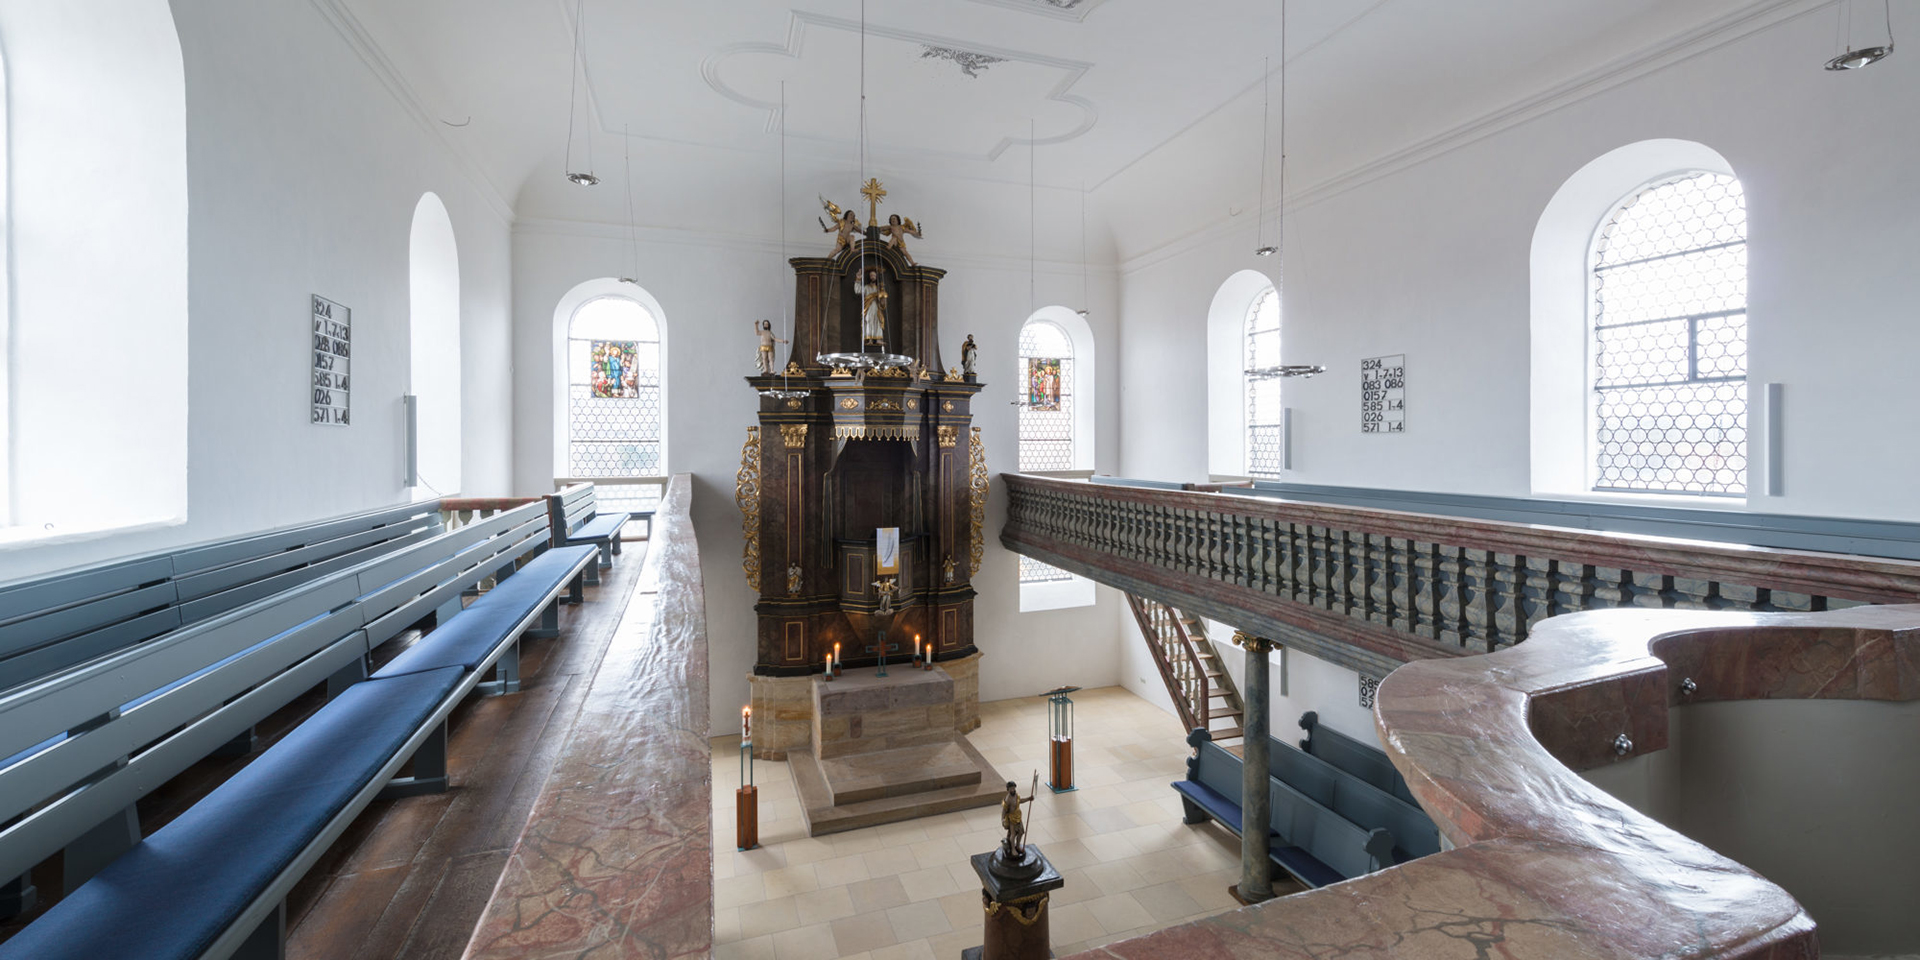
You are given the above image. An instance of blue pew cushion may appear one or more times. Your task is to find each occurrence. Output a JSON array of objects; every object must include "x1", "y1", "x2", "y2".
[
  {"x1": 0, "y1": 666, "x2": 464, "y2": 960},
  {"x1": 567, "y1": 513, "x2": 625, "y2": 542},
  {"x1": 1271, "y1": 846, "x2": 1344, "y2": 889},
  {"x1": 372, "y1": 546, "x2": 595, "y2": 680}
]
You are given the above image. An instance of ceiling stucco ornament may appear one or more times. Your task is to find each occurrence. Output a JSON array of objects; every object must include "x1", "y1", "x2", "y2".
[
  {"x1": 920, "y1": 45, "x2": 1007, "y2": 79},
  {"x1": 700, "y1": 12, "x2": 1097, "y2": 162},
  {"x1": 962, "y1": 0, "x2": 1108, "y2": 23}
]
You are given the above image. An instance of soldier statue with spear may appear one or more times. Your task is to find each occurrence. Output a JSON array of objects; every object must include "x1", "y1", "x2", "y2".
[{"x1": 998, "y1": 772, "x2": 1039, "y2": 866}]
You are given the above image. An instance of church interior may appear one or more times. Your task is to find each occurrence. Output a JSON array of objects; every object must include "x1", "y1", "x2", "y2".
[{"x1": 0, "y1": 1, "x2": 1916, "y2": 958}]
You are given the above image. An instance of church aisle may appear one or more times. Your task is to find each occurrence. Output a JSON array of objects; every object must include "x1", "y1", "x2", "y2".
[
  {"x1": 710, "y1": 686, "x2": 1297, "y2": 959},
  {"x1": 283, "y1": 541, "x2": 649, "y2": 960}
]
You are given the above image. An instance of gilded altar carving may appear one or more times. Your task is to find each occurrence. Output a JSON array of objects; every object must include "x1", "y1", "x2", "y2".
[
  {"x1": 736, "y1": 426, "x2": 762, "y2": 591},
  {"x1": 839, "y1": 398, "x2": 860, "y2": 410},
  {"x1": 969, "y1": 426, "x2": 988, "y2": 575},
  {"x1": 780, "y1": 423, "x2": 809, "y2": 449},
  {"x1": 938, "y1": 425, "x2": 959, "y2": 448}
]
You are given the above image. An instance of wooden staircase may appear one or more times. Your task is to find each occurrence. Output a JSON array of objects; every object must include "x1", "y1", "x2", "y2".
[{"x1": 1124, "y1": 594, "x2": 1246, "y2": 746}]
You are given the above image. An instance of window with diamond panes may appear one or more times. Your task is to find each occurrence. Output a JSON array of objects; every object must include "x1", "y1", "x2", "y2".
[
  {"x1": 1017, "y1": 319, "x2": 1075, "y2": 584},
  {"x1": 1590, "y1": 172, "x2": 1747, "y2": 496},
  {"x1": 1243, "y1": 285, "x2": 1284, "y2": 479},
  {"x1": 568, "y1": 297, "x2": 663, "y2": 477}
]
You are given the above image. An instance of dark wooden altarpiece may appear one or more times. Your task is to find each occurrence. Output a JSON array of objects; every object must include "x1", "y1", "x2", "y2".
[{"x1": 742, "y1": 228, "x2": 984, "y2": 677}]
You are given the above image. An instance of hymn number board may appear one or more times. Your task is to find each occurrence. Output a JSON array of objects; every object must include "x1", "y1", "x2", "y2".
[
  {"x1": 311, "y1": 295, "x2": 352, "y2": 426},
  {"x1": 1360, "y1": 354, "x2": 1406, "y2": 434}
]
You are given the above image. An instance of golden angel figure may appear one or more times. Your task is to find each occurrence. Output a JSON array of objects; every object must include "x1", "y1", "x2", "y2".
[
  {"x1": 880, "y1": 214, "x2": 924, "y2": 265},
  {"x1": 818, "y1": 196, "x2": 862, "y2": 258}
]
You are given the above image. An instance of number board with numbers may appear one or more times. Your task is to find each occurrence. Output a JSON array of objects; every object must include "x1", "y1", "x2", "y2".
[
  {"x1": 1360, "y1": 354, "x2": 1405, "y2": 434},
  {"x1": 311, "y1": 295, "x2": 351, "y2": 426}
]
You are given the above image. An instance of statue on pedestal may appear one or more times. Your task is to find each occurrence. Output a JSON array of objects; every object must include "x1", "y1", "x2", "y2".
[
  {"x1": 961, "y1": 335, "x2": 978, "y2": 378},
  {"x1": 753, "y1": 319, "x2": 789, "y2": 375},
  {"x1": 856, "y1": 267, "x2": 889, "y2": 347}
]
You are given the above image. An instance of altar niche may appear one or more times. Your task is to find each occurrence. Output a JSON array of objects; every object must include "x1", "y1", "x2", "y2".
[{"x1": 741, "y1": 186, "x2": 986, "y2": 764}]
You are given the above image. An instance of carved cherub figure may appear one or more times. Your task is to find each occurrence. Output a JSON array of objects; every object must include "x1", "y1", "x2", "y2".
[
  {"x1": 818, "y1": 196, "x2": 862, "y2": 258},
  {"x1": 880, "y1": 213, "x2": 924, "y2": 265}
]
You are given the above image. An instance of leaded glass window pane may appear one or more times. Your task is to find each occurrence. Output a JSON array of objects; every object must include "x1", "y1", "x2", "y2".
[
  {"x1": 1243, "y1": 286, "x2": 1284, "y2": 479},
  {"x1": 1591, "y1": 172, "x2": 1747, "y2": 495},
  {"x1": 568, "y1": 297, "x2": 663, "y2": 477},
  {"x1": 1017, "y1": 318, "x2": 1076, "y2": 584}
]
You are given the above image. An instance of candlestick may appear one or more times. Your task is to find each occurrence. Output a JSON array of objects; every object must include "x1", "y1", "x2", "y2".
[
  {"x1": 914, "y1": 634, "x2": 922, "y2": 664},
  {"x1": 742, "y1": 704, "x2": 752, "y2": 744},
  {"x1": 824, "y1": 651, "x2": 835, "y2": 680},
  {"x1": 833, "y1": 642, "x2": 842, "y2": 676}
]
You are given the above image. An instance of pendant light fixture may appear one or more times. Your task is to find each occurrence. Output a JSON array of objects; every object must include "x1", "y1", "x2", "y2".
[
  {"x1": 1253, "y1": 55, "x2": 1278, "y2": 258},
  {"x1": 1270, "y1": 0, "x2": 1322, "y2": 380},
  {"x1": 618, "y1": 125, "x2": 639, "y2": 285},
  {"x1": 1827, "y1": 0, "x2": 1895, "y2": 70},
  {"x1": 1029, "y1": 118, "x2": 1037, "y2": 315},
  {"x1": 1076, "y1": 182, "x2": 1090, "y2": 319},
  {"x1": 761, "y1": 82, "x2": 810, "y2": 401},
  {"x1": 563, "y1": 0, "x2": 599, "y2": 186}
]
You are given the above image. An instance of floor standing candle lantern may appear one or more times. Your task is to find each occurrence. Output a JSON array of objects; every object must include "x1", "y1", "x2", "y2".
[
  {"x1": 1044, "y1": 686, "x2": 1078, "y2": 793},
  {"x1": 737, "y1": 705, "x2": 759, "y2": 851}
]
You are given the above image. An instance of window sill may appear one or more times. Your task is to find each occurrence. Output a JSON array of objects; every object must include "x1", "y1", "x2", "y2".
[
  {"x1": 0, "y1": 514, "x2": 187, "y2": 552},
  {"x1": 1531, "y1": 489, "x2": 1750, "y2": 511}
]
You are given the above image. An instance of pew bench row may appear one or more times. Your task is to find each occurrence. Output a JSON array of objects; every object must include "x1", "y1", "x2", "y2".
[{"x1": 0, "y1": 500, "x2": 602, "y2": 960}]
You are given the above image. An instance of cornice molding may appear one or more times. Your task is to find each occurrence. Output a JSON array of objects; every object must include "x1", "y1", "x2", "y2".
[
  {"x1": 306, "y1": 0, "x2": 517, "y2": 225},
  {"x1": 513, "y1": 216, "x2": 1118, "y2": 277},
  {"x1": 961, "y1": 0, "x2": 1109, "y2": 24},
  {"x1": 1115, "y1": 0, "x2": 1827, "y2": 276}
]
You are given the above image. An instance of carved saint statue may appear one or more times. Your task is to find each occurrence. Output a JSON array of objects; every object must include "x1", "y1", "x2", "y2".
[
  {"x1": 942, "y1": 555, "x2": 956, "y2": 584},
  {"x1": 999, "y1": 776, "x2": 1036, "y2": 863},
  {"x1": 753, "y1": 319, "x2": 789, "y2": 375},
  {"x1": 786, "y1": 563, "x2": 802, "y2": 596},
  {"x1": 818, "y1": 197, "x2": 862, "y2": 258},
  {"x1": 880, "y1": 214, "x2": 924, "y2": 265},
  {"x1": 961, "y1": 334, "x2": 978, "y2": 378},
  {"x1": 855, "y1": 267, "x2": 888, "y2": 346}
]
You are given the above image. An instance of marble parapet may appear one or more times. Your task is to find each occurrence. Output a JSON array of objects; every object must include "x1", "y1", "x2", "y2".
[
  {"x1": 1067, "y1": 604, "x2": 1920, "y2": 959},
  {"x1": 461, "y1": 475, "x2": 713, "y2": 960}
]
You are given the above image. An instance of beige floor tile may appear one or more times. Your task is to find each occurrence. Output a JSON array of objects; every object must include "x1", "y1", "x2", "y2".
[
  {"x1": 1084, "y1": 891, "x2": 1149, "y2": 935},
  {"x1": 868, "y1": 939, "x2": 937, "y2": 960},
  {"x1": 761, "y1": 862, "x2": 821, "y2": 898},
  {"x1": 715, "y1": 935, "x2": 776, "y2": 960},
  {"x1": 908, "y1": 835, "x2": 964, "y2": 871},
  {"x1": 771, "y1": 921, "x2": 841, "y2": 960},
  {"x1": 847, "y1": 875, "x2": 911, "y2": 913},
  {"x1": 714, "y1": 905, "x2": 742, "y2": 943},
  {"x1": 1080, "y1": 830, "x2": 1143, "y2": 863},
  {"x1": 1047, "y1": 901, "x2": 1106, "y2": 945},
  {"x1": 792, "y1": 883, "x2": 858, "y2": 923},
  {"x1": 814, "y1": 852, "x2": 872, "y2": 887},
  {"x1": 1134, "y1": 879, "x2": 1204, "y2": 922},
  {"x1": 738, "y1": 896, "x2": 799, "y2": 940},
  {"x1": 716, "y1": 873, "x2": 766, "y2": 910},
  {"x1": 779, "y1": 836, "x2": 838, "y2": 865},
  {"x1": 1081, "y1": 859, "x2": 1151, "y2": 895},
  {"x1": 862, "y1": 845, "x2": 922, "y2": 879},
  {"x1": 925, "y1": 929, "x2": 977, "y2": 959},
  {"x1": 885, "y1": 899, "x2": 954, "y2": 942},
  {"x1": 830, "y1": 829, "x2": 888, "y2": 855},
  {"x1": 937, "y1": 889, "x2": 980, "y2": 931},
  {"x1": 898, "y1": 864, "x2": 967, "y2": 902},
  {"x1": 831, "y1": 913, "x2": 900, "y2": 955}
]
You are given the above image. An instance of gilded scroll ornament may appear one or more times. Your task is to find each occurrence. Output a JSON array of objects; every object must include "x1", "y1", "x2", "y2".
[
  {"x1": 938, "y1": 425, "x2": 959, "y2": 448},
  {"x1": 736, "y1": 426, "x2": 762, "y2": 592},
  {"x1": 780, "y1": 423, "x2": 809, "y2": 449},
  {"x1": 969, "y1": 426, "x2": 988, "y2": 575}
]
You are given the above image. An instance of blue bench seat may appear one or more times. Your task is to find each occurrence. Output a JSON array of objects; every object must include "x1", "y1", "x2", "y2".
[
  {"x1": 373, "y1": 546, "x2": 596, "y2": 681},
  {"x1": 0, "y1": 666, "x2": 463, "y2": 960},
  {"x1": 1172, "y1": 779, "x2": 1268, "y2": 839},
  {"x1": 568, "y1": 513, "x2": 626, "y2": 546}
]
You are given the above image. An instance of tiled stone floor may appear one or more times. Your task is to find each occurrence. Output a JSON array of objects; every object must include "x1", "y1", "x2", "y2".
[{"x1": 710, "y1": 685, "x2": 1287, "y2": 959}]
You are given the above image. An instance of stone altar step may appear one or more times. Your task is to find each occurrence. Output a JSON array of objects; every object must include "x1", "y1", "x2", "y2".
[{"x1": 790, "y1": 737, "x2": 1005, "y2": 836}]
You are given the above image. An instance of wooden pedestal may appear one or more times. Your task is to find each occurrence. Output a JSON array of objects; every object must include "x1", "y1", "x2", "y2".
[
  {"x1": 1048, "y1": 737, "x2": 1073, "y2": 792},
  {"x1": 966, "y1": 846, "x2": 1064, "y2": 960},
  {"x1": 735, "y1": 785, "x2": 759, "y2": 851}
]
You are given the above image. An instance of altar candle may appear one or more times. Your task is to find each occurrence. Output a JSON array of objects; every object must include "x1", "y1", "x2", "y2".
[
  {"x1": 914, "y1": 635, "x2": 922, "y2": 661},
  {"x1": 742, "y1": 705, "x2": 752, "y2": 743},
  {"x1": 833, "y1": 642, "x2": 842, "y2": 674}
]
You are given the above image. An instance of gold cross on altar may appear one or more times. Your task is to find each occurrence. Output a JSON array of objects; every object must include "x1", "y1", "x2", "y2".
[{"x1": 861, "y1": 178, "x2": 887, "y2": 225}]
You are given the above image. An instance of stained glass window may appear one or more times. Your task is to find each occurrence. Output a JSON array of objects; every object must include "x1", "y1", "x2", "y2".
[
  {"x1": 568, "y1": 297, "x2": 662, "y2": 477},
  {"x1": 1591, "y1": 172, "x2": 1747, "y2": 495},
  {"x1": 1017, "y1": 318, "x2": 1075, "y2": 584},
  {"x1": 1243, "y1": 286, "x2": 1284, "y2": 479}
]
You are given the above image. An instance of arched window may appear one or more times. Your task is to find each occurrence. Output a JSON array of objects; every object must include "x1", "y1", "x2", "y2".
[
  {"x1": 1589, "y1": 173, "x2": 1747, "y2": 495},
  {"x1": 1017, "y1": 318, "x2": 1075, "y2": 472},
  {"x1": 1242, "y1": 285, "x2": 1284, "y2": 479},
  {"x1": 566, "y1": 296, "x2": 663, "y2": 477},
  {"x1": 408, "y1": 193, "x2": 461, "y2": 493}
]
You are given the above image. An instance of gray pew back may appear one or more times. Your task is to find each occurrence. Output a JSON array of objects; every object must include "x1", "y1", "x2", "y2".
[
  {"x1": 0, "y1": 501, "x2": 441, "y2": 693},
  {"x1": 1298, "y1": 710, "x2": 1419, "y2": 807},
  {"x1": 1268, "y1": 736, "x2": 1439, "y2": 862}
]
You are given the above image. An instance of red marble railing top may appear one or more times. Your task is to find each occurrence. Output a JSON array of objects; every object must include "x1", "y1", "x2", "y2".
[
  {"x1": 462, "y1": 474, "x2": 712, "y2": 960},
  {"x1": 1071, "y1": 603, "x2": 1920, "y2": 959},
  {"x1": 1003, "y1": 473, "x2": 1920, "y2": 605}
]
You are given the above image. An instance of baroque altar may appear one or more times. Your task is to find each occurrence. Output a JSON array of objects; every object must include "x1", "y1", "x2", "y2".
[{"x1": 737, "y1": 182, "x2": 997, "y2": 834}]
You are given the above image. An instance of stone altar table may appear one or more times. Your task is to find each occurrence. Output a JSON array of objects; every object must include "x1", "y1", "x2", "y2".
[{"x1": 789, "y1": 664, "x2": 1004, "y2": 835}]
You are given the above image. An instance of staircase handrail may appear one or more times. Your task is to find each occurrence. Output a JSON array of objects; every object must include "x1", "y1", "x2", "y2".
[{"x1": 1125, "y1": 594, "x2": 1200, "y2": 733}]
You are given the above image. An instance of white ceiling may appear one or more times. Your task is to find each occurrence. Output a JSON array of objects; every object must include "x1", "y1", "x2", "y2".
[{"x1": 338, "y1": 0, "x2": 1776, "y2": 222}]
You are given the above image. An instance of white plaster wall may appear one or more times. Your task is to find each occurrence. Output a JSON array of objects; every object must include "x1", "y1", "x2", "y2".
[
  {"x1": 0, "y1": 0, "x2": 515, "y2": 580},
  {"x1": 508, "y1": 221, "x2": 1126, "y2": 735},
  {"x1": 1110, "y1": 8, "x2": 1920, "y2": 522}
]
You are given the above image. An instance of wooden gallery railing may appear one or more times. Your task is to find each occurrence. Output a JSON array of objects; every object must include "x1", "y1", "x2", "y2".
[
  {"x1": 1126, "y1": 595, "x2": 1209, "y2": 734},
  {"x1": 1002, "y1": 474, "x2": 1920, "y2": 677}
]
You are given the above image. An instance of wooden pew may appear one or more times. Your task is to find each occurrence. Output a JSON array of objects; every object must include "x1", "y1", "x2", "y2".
[
  {"x1": 1173, "y1": 731, "x2": 1394, "y2": 889},
  {"x1": 547, "y1": 483, "x2": 628, "y2": 582},
  {"x1": 1298, "y1": 710, "x2": 1420, "y2": 807},
  {"x1": 0, "y1": 502, "x2": 597, "y2": 959},
  {"x1": 1264, "y1": 734, "x2": 1440, "y2": 864}
]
